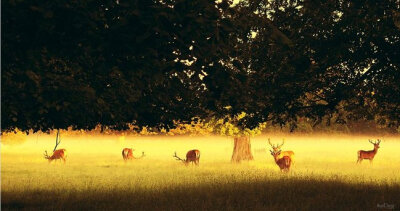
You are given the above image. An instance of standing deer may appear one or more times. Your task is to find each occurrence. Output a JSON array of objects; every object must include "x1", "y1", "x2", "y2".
[
  {"x1": 173, "y1": 150, "x2": 200, "y2": 166},
  {"x1": 268, "y1": 138, "x2": 295, "y2": 163},
  {"x1": 357, "y1": 139, "x2": 381, "y2": 164},
  {"x1": 122, "y1": 148, "x2": 145, "y2": 161},
  {"x1": 44, "y1": 130, "x2": 67, "y2": 163},
  {"x1": 270, "y1": 150, "x2": 292, "y2": 172}
]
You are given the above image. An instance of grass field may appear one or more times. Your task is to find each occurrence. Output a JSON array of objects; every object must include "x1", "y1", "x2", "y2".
[{"x1": 1, "y1": 134, "x2": 400, "y2": 210}]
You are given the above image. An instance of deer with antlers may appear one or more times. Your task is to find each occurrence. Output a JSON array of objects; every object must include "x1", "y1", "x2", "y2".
[
  {"x1": 44, "y1": 130, "x2": 67, "y2": 163},
  {"x1": 270, "y1": 150, "x2": 292, "y2": 172},
  {"x1": 357, "y1": 139, "x2": 381, "y2": 164},
  {"x1": 268, "y1": 138, "x2": 295, "y2": 164},
  {"x1": 122, "y1": 148, "x2": 145, "y2": 161},
  {"x1": 173, "y1": 150, "x2": 200, "y2": 166}
]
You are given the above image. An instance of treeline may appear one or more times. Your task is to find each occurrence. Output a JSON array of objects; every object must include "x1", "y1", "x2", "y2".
[
  {"x1": 2, "y1": 118, "x2": 398, "y2": 146},
  {"x1": 25, "y1": 119, "x2": 400, "y2": 137}
]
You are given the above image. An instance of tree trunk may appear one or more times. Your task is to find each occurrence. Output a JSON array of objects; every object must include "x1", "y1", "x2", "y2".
[{"x1": 231, "y1": 136, "x2": 254, "y2": 163}]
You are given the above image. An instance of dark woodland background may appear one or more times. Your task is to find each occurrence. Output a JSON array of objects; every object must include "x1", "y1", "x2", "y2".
[{"x1": 2, "y1": 0, "x2": 400, "y2": 134}]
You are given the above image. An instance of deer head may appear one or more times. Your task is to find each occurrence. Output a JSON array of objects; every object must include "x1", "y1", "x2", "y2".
[
  {"x1": 368, "y1": 139, "x2": 381, "y2": 149},
  {"x1": 173, "y1": 152, "x2": 187, "y2": 164},
  {"x1": 44, "y1": 150, "x2": 50, "y2": 159},
  {"x1": 270, "y1": 149, "x2": 281, "y2": 159}
]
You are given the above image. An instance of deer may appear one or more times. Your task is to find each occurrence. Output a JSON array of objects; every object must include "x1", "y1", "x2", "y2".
[
  {"x1": 357, "y1": 139, "x2": 381, "y2": 164},
  {"x1": 268, "y1": 138, "x2": 295, "y2": 164},
  {"x1": 44, "y1": 130, "x2": 67, "y2": 163},
  {"x1": 270, "y1": 149, "x2": 292, "y2": 172},
  {"x1": 173, "y1": 150, "x2": 200, "y2": 166},
  {"x1": 122, "y1": 148, "x2": 145, "y2": 161}
]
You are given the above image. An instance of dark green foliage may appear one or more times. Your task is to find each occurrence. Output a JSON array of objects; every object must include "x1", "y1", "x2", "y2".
[
  {"x1": 211, "y1": 0, "x2": 400, "y2": 129},
  {"x1": 2, "y1": 0, "x2": 235, "y2": 132},
  {"x1": 2, "y1": 0, "x2": 400, "y2": 132}
]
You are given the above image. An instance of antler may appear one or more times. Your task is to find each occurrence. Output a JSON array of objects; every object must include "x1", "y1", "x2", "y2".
[
  {"x1": 173, "y1": 152, "x2": 186, "y2": 162},
  {"x1": 44, "y1": 150, "x2": 49, "y2": 159},
  {"x1": 270, "y1": 149, "x2": 282, "y2": 156},
  {"x1": 53, "y1": 129, "x2": 61, "y2": 152},
  {"x1": 277, "y1": 139, "x2": 285, "y2": 149},
  {"x1": 268, "y1": 138, "x2": 275, "y2": 148},
  {"x1": 369, "y1": 139, "x2": 381, "y2": 145},
  {"x1": 268, "y1": 138, "x2": 285, "y2": 149}
]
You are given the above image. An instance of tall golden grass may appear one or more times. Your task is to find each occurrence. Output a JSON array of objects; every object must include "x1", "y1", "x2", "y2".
[{"x1": 1, "y1": 134, "x2": 400, "y2": 210}]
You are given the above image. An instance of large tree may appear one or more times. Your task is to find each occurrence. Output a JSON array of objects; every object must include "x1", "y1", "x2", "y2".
[{"x1": 199, "y1": 0, "x2": 400, "y2": 161}]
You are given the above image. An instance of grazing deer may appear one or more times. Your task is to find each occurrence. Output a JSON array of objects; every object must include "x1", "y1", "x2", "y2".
[
  {"x1": 173, "y1": 150, "x2": 200, "y2": 166},
  {"x1": 268, "y1": 138, "x2": 295, "y2": 163},
  {"x1": 270, "y1": 150, "x2": 292, "y2": 172},
  {"x1": 44, "y1": 130, "x2": 67, "y2": 163},
  {"x1": 357, "y1": 139, "x2": 381, "y2": 164},
  {"x1": 122, "y1": 148, "x2": 145, "y2": 161}
]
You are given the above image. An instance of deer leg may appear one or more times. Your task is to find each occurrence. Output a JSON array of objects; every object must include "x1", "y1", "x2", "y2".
[{"x1": 369, "y1": 159, "x2": 373, "y2": 164}]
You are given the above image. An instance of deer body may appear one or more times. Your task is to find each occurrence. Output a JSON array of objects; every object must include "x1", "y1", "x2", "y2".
[
  {"x1": 268, "y1": 138, "x2": 295, "y2": 164},
  {"x1": 44, "y1": 149, "x2": 67, "y2": 163},
  {"x1": 270, "y1": 150, "x2": 291, "y2": 172},
  {"x1": 186, "y1": 149, "x2": 200, "y2": 165},
  {"x1": 275, "y1": 155, "x2": 292, "y2": 172},
  {"x1": 44, "y1": 130, "x2": 67, "y2": 163},
  {"x1": 174, "y1": 149, "x2": 200, "y2": 166},
  {"x1": 122, "y1": 148, "x2": 145, "y2": 161},
  {"x1": 277, "y1": 151, "x2": 295, "y2": 160},
  {"x1": 357, "y1": 139, "x2": 380, "y2": 164}
]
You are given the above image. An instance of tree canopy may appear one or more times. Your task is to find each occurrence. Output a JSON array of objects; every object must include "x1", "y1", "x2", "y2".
[{"x1": 2, "y1": 0, "x2": 399, "y2": 133}]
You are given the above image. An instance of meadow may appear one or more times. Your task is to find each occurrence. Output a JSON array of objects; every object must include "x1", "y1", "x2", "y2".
[{"x1": 1, "y1": 134, "x2": 400, "y2": 210}]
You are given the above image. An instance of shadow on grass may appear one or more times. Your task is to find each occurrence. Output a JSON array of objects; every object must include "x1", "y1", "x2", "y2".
[{"x1": 2, "y1": 178, "x2": 400, "y2": 210}]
